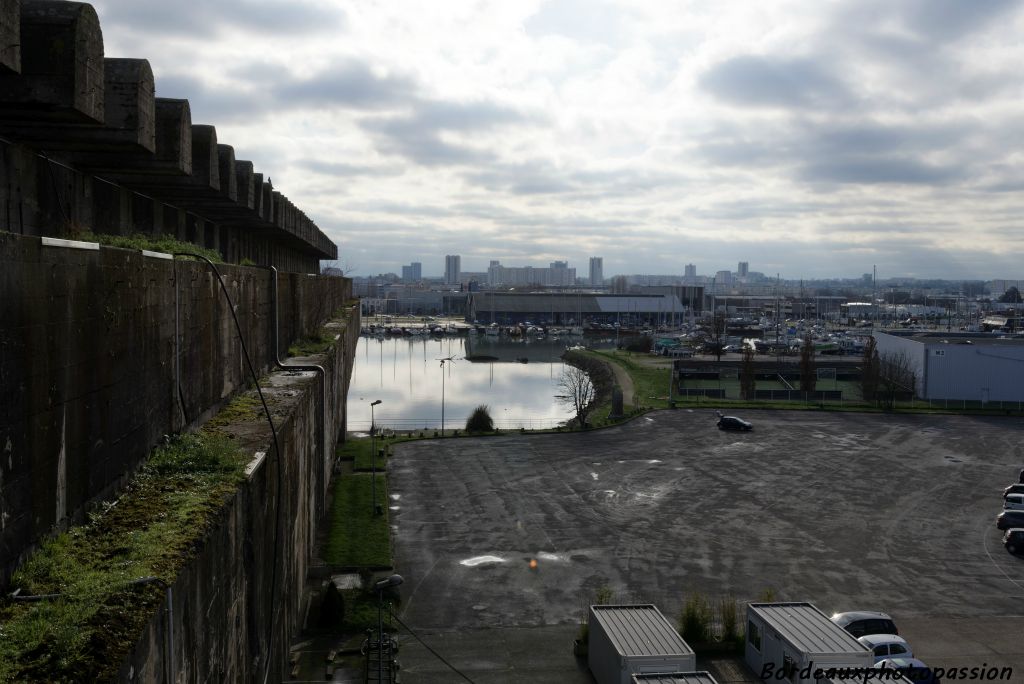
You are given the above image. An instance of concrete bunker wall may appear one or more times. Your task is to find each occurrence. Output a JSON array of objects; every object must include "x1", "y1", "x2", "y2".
[
  {"x1": 118, "y1": 311, "x2": 360, "y2": 682},
  {"x1": 0, "y1": 231, "x2": 353, "y2": 587}
]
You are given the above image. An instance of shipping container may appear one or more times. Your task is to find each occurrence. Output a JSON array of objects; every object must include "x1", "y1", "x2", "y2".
[
  {"x1": 588, "y1": 604, "x2": 696, "y2": 684},
  {"x1": 745, "y1": 602, "x2": 873, "y2": 683}
]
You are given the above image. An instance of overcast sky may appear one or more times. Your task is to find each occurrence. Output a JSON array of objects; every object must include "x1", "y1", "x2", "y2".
[{"x1": 92, "y1": 0, "x2": 1024, "y2": 280}]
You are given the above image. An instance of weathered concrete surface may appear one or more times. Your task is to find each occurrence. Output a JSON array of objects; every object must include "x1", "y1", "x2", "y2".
[
  {"x1": 0, "y1": 0, "x2": 104, "y2": 122},
  {"x1": 0, "y1": 231, "x2": 352, "y2": 587},
  {"x1": 119, "y1": 307, "x2": 361, "y2": 682},
  {"x1": 391, "y1": 410, "x2": 1024, "y2": 680}
]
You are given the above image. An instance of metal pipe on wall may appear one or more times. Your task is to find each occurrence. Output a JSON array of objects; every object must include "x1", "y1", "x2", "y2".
[{"x1": 269, "y1": 266, "x2": 328, "y2": 463}]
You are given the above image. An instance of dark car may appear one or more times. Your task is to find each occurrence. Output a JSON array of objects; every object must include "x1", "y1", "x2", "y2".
[
  {"x1": 1004, "y1": 529, "x2": 1024, "y2": 554},
  {"x1": 717, "y1": 415, "x2": 753, "y2": 431},
  {"x1": 1005, "y1": 483, "x2": 1024, "y2": 498},
  {"x1": 996, "y1": 510, "x2": 1024, "y2": 530}
]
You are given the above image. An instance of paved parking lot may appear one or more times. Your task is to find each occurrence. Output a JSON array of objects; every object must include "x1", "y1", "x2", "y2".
[{"x1": 390, "y1": 410, "x2": 1024, "y2": 680}]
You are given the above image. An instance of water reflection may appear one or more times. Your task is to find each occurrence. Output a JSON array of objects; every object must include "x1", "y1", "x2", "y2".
[{"x1": 348, "y1": 335, "x2": 598, "y2": 431}]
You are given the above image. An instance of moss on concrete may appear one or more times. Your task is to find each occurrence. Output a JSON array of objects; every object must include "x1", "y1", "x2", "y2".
[{"x1": 0, "y1": 434, "x2": 247, "y2": 683}]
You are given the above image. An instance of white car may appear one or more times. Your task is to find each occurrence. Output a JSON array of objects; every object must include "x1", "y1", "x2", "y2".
[
  {"x1": 858, "y1": 634, "x2": 913, "y2": 664},
  {"x1": 1004, "y1": 493, "x2": 1024, "y2": 511},
  {"x1": 830, "y1": 611, "x2": 899, "y2": 637}
]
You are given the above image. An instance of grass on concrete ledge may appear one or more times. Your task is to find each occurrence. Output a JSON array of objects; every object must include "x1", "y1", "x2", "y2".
[
  {"x1": 323, "y1": 474, "x2": 391, "y2": 568},
  {"x1": 76, "y1": 231, "x2": 223, "y2": 263},
  {"x1": 288, "y1": 327, "x2": 336, "y2": 357},
  {"x1": 0, "y1": 433, "x2": 247, "y2": 684}
]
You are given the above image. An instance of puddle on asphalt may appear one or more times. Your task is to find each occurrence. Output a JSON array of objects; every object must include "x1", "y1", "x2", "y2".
[
  {"x1": 590, "y1": 472, "x2": 599, "y2": 480},
  {"x1": 537, "y1": 552, "x2": 566, "y2": 562},
  {"x1": 330, "y1": 573, "x2": 362, "y2": 590},
  {"x1": 389, "y1": 506, "x2": 400, "y2": 511},
  {"x1": 647, "y1": 459, "x2": 662, "y2": 464},
  {"x1": 459, "y1": 555, "x2": 506, "y2": 567},
  {"x1": 390, "y1": 493, "x2": 401, "y2": 500},
  {"x1": 591, "y1": 462, "x2": 602, "y2": 466}
]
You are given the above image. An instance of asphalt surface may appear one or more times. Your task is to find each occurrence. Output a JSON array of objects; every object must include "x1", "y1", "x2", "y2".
[{"x1": 390, "y1": 410, "x2": 1024, "y2": 681}]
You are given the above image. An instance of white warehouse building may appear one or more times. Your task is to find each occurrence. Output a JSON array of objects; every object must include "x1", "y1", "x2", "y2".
[{"x1": 874, "y1": 331, "x2": 1024, "y2": 403}]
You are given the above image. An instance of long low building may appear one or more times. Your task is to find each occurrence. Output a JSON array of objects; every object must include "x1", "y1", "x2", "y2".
[
  {"x1": 466, "y1": 292, "x2": 689, "y2": 325},
  {"x1": 874, "y1": 331, "x2": 1024, "y2": 403}
]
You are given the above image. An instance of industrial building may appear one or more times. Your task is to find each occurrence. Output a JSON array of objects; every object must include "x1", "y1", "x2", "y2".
[
  {"x1": 466, "y1": 291, "x2": 689, "y2": 325},
  {"x1": 874, "y1": 331, "x2": 1024, "y2": 403}
]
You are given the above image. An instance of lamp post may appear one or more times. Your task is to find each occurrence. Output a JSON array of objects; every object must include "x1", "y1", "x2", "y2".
[
  {"x1": 373, "y1": 574, "x2": 404, "y2": 683},
  {"x1": 438, "y1": 357, "x2": 453, "y2": 436},
  {"x1": 370, "y1": 400, "x2": 381, "y2": 515}
]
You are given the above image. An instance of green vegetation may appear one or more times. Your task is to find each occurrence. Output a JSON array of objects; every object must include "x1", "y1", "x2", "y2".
[
  {"x1": 204, "y1": 393, "x2": 266, "y2": 432},
  {"x1": 323, "y1": 473, "x2": 391, "y2": 567},
  {"x1": 679, "y1": 592, "x2": 713, "y2": 644},
  {"x1": 0, "y1": 434, "x2": 247, "y2": 683},
  {"x1": 76, "y1": 231, "x2": 223, "y2": 263},
  {"x1": 288, "y1": 327, "x2": 336, "y2": 357},
  {"x1": 591, "y1": 350, "x2": 673, "y2": 409},
  {"x1": 337, "y1": 438, "x2": 387, "y2": 471},
  {"x1": 465, "y1": 404, "x2": 495, "y2": 433}
]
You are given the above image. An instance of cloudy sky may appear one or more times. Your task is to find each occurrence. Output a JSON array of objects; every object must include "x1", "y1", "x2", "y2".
[{"x1": 92, "y1": 0, "x2": 1024, "y2": 280}]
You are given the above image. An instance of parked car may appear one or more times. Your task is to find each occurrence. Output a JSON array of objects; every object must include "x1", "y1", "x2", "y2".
[
  {"x1": 717, "y1": 415, "x2": 753, "y2": 431},
  {"x1": 830, "y1": 611, "x2": 899, "y2": 638},
  {"x1": 858, "y1": 634, "x2": 913, "y2": 663},
  {"x1": 875, "y1": 657, "x2": 940, "y2": 684},
  {"x1": 1004, "y1": 493, "x2": 1024, "y2": 511},
  {"x1": 1004, "y1": 528, "x2": 1024, "y2": 554},
  {"x1": 996, "y1": 510, "x2": 1024, "y2": 530},
  {"x1": 1004, "y1": 483, "x2": 1024, "y2": 498}
]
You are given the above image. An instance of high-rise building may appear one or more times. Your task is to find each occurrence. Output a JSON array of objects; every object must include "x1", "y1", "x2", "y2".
[
  {"x1": 444, "y1": 255, "x2": 461, "y2": 285},
  {"x1": 737, "y1": 261, "x2": 749, "y2": 277},
  {"x1": 589, "y1": 257, "x2": 604, "y2": 287},
  {"x1": 684, "y1": 264, "x2": 696, "y2": 278},
  {"x1": 401, "y1": 262, "x2": 422, "y2": 282}
]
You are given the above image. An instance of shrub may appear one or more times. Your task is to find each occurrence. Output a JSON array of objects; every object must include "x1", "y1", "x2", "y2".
[
  {"x1": 465, "y1": 405, "x2": 494, "y2": 433},
  {"x1": 720, "y1": 596, "x2": 738, "y2": 642},
  {"x1": 680, "y1": 593, "x2": 712, "y2": 644}
]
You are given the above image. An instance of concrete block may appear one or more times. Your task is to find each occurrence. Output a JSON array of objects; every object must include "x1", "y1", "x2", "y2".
[
  {"x1": 153, "y1": 98, "x2": 192, "y2": 174},
  {"x1": 101, "y1": 58, "x2": 155, "y2": 152},
  {"x1": 234, "y1": 160, "x2": 254, "y2": 209},
  {"x1": 216, "y1": 144, "x2": 236, "y2": 201},
  {"x1": 0, "y1": 0, "x2": 20, "y2": 73},
  {"x1": 0, "y1": 0, "x2": 104, "y2": 122},
  {"x1": 190, "y1": 124, "x2": 218, "y2": 191}
]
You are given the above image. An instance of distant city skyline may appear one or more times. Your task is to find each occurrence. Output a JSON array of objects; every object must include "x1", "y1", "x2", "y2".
[{"x1": 91, "y1": 1, "x2": 1024, "y2": 280}]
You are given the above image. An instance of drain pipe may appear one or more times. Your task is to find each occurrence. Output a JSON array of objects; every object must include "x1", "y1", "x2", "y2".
[{"x1": 269, "y1": 266, "x2": 328, "y2": 463}]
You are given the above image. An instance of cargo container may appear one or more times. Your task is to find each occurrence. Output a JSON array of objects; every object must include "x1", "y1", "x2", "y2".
[
  {"x1": 588, "y1": 604, "x2": 696, "y2": 684},
  {"x1": 745, "y1": 602, "x2": 873, "y2": 683}
]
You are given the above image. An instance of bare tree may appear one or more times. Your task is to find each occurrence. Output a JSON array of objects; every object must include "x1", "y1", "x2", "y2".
[
  {"x1": 877, "y1": 350, "x2": 917, "y2": 410},
  {"x1": 740, "y1": 347, "x2": 757, "y2": 400},
  {"x1": 799, "y1": 334, "x2": 816, "y2": 393},
  {"x1": 702, "y1": 312, "x2": 727, "y2": 361},
  {"x1": 558, "y1": 365, "x2": 596, "y2": 428}
]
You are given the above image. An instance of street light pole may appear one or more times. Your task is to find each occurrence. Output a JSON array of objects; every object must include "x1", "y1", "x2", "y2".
[
  {"x1": 370, "y1": 400, "x2": 381, "y2": 515},
  {"x1": 438, "y1": 357, "x2": 453, "y2": 436}
]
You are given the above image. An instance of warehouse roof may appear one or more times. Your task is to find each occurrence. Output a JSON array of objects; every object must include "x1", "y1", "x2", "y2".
[
  {"x1": 879, "y1": 331, "x2": 1024, "y2": 347},
  {"x1": 748, "y1": 603, "x2": 868, "y2": 655},
  {"x1": 470, "y1": 292, "x2": 684, "y2": 314},
  {"x1": 590, "y1": 604, "x2": 694, "y2": 657}
]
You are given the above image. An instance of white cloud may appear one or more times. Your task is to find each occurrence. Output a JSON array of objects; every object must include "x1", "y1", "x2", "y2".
[{"x1": 88, "y1": 0, "x2": 1024, "y2": 279}]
